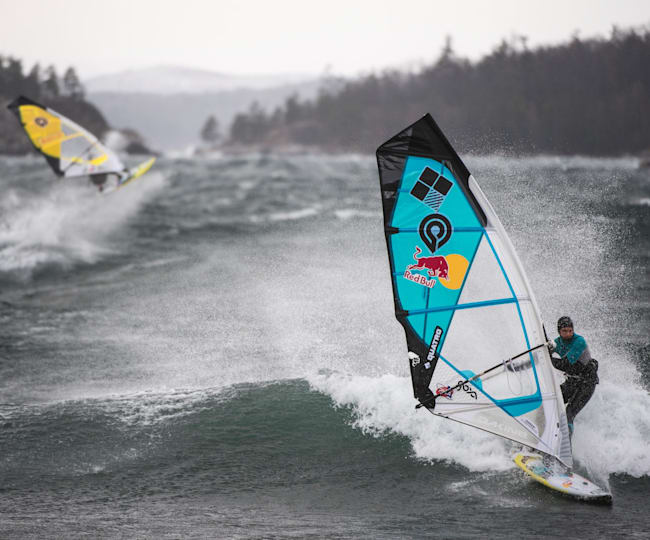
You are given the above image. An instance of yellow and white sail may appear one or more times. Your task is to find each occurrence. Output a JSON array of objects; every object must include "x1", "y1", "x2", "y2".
[{"x1": 8, "y1": 96, "x2": 125, "y2": 179}]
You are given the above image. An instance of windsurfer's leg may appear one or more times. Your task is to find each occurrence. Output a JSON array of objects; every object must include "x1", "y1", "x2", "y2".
[
  {"x1": 565, "y1": 379, "x2": 596, "y2": 425},
  {"x1": 560, "y1": 381, "x2": 570, "y2": 403},
  {"x1": 561, "y1": 378, "x2": 580, "y2": 406},
  {"x1": 561, "y1": 379, "x2": 581, "y2": 431}
]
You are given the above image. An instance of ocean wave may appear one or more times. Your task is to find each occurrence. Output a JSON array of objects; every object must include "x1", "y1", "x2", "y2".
[{"x1": 309, "y1": 372, "x2": 515, "y2": 472}]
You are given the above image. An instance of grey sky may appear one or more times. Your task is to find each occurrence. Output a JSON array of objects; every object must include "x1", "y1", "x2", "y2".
[{"x1": 2, "y1": 0, "x2": 649, "y2": 79}]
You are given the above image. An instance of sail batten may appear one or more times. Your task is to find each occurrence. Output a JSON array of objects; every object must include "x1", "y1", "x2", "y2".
[
  {"x1": 376, "y1": 114, "x2": 573, "y2": 467},
  {"x1": 401, "y1": 297, "x2": 519, "y2": 316}
]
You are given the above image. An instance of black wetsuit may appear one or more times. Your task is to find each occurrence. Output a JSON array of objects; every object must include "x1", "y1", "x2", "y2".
[
  {"x1": 551, "y1": 333, "x2": 599, "y2": 426},
  {"x1": 89, "y1": 173, "x2": 107, "y2": 186}
]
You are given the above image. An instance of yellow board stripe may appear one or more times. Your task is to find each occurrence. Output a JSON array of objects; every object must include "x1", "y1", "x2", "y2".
[
  {"x1": 118, "y1": 157, "x2": 156, "y2": 189},
  {"x1": 514, "y1": 454, "x2": 565, "y2": 493}
]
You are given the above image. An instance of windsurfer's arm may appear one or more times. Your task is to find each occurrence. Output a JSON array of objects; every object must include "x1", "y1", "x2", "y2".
[{"x1": 551, "y1": 352, "x2": 588, "y2": 376}]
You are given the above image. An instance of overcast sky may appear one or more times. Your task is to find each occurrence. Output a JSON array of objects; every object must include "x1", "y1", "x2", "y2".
[{"x1": 2, "y1": 0, "x2": 649, "y2": 80}]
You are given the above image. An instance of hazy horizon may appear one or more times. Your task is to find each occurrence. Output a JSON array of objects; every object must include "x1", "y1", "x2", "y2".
[{"x1": 2, "y1": 0, "x2": 649, "y2": 80}]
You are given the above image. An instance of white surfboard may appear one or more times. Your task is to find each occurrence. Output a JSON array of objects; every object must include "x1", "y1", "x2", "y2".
[{"x1": 514, "y1": 451, "x2": 612, "y2": 504}]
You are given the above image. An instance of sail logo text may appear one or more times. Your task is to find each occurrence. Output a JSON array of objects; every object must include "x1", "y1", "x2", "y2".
[
  {"x1": 428, "y1": 326, "x2": 443, "y2": 362},
  {"x1": 457, "y1": 380, "x2": 478, "y2": 400},
  {"x1": 39, "y1": 133, "x2": 62, "y2": 146},
  {"x1": 403, "y1": 269, "x2": 436, "y2": 288}
]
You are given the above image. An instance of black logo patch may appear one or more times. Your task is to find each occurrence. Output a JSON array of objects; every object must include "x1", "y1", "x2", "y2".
[
  {"x1": 419, "y1": 214, "x2": 451, "y2": 254},
  {"x1": 410, "y1": 167, "x2": 453, "y2": 212}
]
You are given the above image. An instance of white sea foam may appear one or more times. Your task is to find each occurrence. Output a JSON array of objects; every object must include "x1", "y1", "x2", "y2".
[
  {"x1": 308, "y1": 368, "x2": 650, "y2": 478},
  {"x1": 465, "y1": 153, "x2": 639, "y2": 171},
  {"x1": 573, "y1": 378, "x2": 650, "y2": 480},
  {"x1": 333, "y1": 209, "x2": 378, "y2": 220},
  {"x1": 267, "y1": 207, "x2": 321, "y2": 222},
  {"x1": 0, "y1": 172, "x2": 165, "y2": 277}
]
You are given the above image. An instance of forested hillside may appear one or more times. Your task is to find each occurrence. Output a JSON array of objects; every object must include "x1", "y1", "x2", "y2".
[{"x1": 227, "y1": 27, "x2": 650, "y2": 156}]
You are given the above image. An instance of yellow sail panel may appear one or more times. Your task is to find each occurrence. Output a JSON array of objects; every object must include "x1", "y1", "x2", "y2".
[{"x1": 19, "y1": 105, "x2": 64, "y2": 158}]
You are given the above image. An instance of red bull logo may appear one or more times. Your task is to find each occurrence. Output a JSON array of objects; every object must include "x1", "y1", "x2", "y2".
[
  {"x1": 403, "y1": 246, "x2": 449, "y2": 288},
  {"x1": 403, "y1": 246, "x2": 469, "y2": 290}
]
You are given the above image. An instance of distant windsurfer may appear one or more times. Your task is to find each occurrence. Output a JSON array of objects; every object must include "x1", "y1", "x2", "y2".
[
  {"x1": 89, "y1": 173, "x2": 108, "y2": 192},
  {"x1": 88, "y1": 169, "x2": 128, "y2": 192},
  {"x1": 547, "y1": 316, "x2": 599, "y2": 436}
]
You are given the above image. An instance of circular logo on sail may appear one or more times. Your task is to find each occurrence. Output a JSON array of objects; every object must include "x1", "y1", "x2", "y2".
[{"x1": 419, "y1": 213, "x2": 451, "y2": 253}]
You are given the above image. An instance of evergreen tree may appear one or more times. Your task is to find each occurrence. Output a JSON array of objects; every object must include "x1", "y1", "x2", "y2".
[
  {"x1": 5, "y1": 57, "x2": 24, "y2": 96},
  {"x1": 42, "y1": 65, "x2": 60, "y2": 98},
  {"x1": 230, "y1": 102, "x2": 269, "y2": 144},
  {"x1": 200, "y1": 115, "x2": 220, "y2": 143},
  {"x1": 25, "y1": 63, "x2": 41, "y2": 99},
  {"x1": 62, "y1": 67, "x2": 84, "y2": 99}
]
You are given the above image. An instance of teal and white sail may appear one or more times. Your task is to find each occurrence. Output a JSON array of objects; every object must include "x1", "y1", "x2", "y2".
[{"x1": 376, "y1": 114, "x2": 572, "y2": 467}]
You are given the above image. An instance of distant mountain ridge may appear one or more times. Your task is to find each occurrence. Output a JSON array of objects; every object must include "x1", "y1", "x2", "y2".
[
  {"x1": 86, "y1": 66, "x2": 323, "y2": 150},
  {"x1": 85, "y1": 65, "x2": 316, "y2": 95}
]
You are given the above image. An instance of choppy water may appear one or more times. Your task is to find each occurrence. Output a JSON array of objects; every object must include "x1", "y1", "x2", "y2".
[{"x1": 0, "y1": 152, "x2": 649, "y2": 538}]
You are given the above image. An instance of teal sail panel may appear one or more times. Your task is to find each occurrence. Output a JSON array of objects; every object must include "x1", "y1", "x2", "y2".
[{"x1": 376, "y1": 114, "x2": 572, "y2": 466}]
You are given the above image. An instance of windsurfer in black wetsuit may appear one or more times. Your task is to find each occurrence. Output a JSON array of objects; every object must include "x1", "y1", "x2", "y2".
[
  {"x1": 89, "y1": 173, "x2": 108, "y2": 192},
  {"x1": 547, "y1": 316, "x2": 599, "y2": 436},
  {"x1": 88, "y1": 169, "x2": 128, "y2": 192}
]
